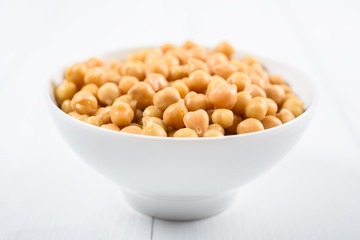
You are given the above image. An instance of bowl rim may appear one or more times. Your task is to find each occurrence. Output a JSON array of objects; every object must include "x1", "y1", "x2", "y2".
[{"x1": 46, "y1": 47, "x2": 319, "y2": 142}]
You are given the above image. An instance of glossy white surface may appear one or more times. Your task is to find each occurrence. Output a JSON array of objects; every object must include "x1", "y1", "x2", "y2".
[{"x1": 1, "y1": 0, "x2": 360, "y2": 238}]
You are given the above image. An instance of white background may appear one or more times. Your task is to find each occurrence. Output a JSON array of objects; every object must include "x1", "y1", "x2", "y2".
[{"x1": 1, "y1": 0, "x2": 360, "y2": 239}]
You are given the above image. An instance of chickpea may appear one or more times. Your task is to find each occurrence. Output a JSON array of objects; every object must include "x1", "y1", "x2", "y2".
[
  {"x1": 153, "y1": 87, "x2": 181, "y2": 111},
  {"x1": 208, "y1": 82, "x2": 237, "y2": 109},
  {"x1": 211, "y1": 109, "x2": 234, "y2": 129},
  {"x1": 84, "y1": 67, "x2": 109, "y2": 87},
  {"x1": 236, "y1": 118, "x2": 264, "y2": 134},
  {"x1": 173, "y1": 128, "x2": 198, "y2": 138},
  {"x1": 145, "y1": 59, "x2": 169, "y2": 78},
  {"x1": 206, "y1": 109, "x2": 215, "y2": 124},
  {"x1": 55, "y1": 81, "x2": 77, "y2": 104},
  {"x1": 245, "y1": 97, "x2": 268, "y2": 120},
  {"x1": 131, "y1": 123, "x2": 143, "y2": 128},
  {"x1": 206, "y1": 76, "x2": 227, "y2": 95},
  {"x1": 68, "y1": 111, "x2": 88, "y2": 121},
  {"x1": 143, "y1": 106, "x2": 163, "y2": 119},
  {"x1": 144, "y1": 73, "x2": 169, "y2": 92},
  {"x1": 282, "y1": 97, "x2": 304, "y2": 117},
  {"x1": 183, "y1": 109, "x2": 209, "y2": 136},
  {"x1": 127, "y1": 49, "x2": 150, "y2": 62},
  {"x1": 266, "y1": 85, "x2": 285, "y2": 105},
  {"x1": 225, "y1": 114, "x2": 242, "y2": 135},
  {"x1": 128, "y1": 82, "x2": 155, "y2": 109},
  {"x1": 81, "y1": 83, "x2": 98, "y2": 98},
  {"x1": 243, "y1": 55, "x2": 259, "y2": 66},
  {"x1": 143, "y1": 117, "x2": 167, "y2": 131},
  {"x1": 133, "y1": 109, "x2": 143, "y2": 124},
  {"x1": 97, "y1": 82, "x2": 120, "y2": 105},
  {"x1": 261, "y1": 116, "x2": 282, "y2": 129},
  {"x1": 110, "y1": 101, "x2": 134, "y2": 127},
  {"x1": 249, "y1": 72, "x2": 267, "y2": 89},
  {"x1": 187, "y1": 58, "x2": 209, "y2": 75},
  {"x1": 269, "y1": 74, "x2": 286, "y2": 85},
  {"x1": 227, "y1": 72, "x2": 251, "y2": 92},
  {"x1": 276, "y1": 109, "x2": 295, "y2": 123},
  {"x1": 212, "y1": 62, "x2": 237, "y2": 79},
  {"x1": 232, "y1": 91, "x2": 252, "y2": 116},
  {"x1": 182, "y1": 40, "x2": 197, "y2": 49},
  {"x1": 169, "y1": 65, "x2": 188, "y2": 81},
  {"x1": 85, "y1": 57, "x2": 103, "y2": 68},
  {"x1": 95, "y1": 106, "x2": 112, "y2": 124},
  {"x1": 188, "y1": 46, "x2": 207, "y2": 60},
  {"x1": 65, "y1": 63, "x2": 87, "y2": 88},
  {"x1": 107, "y1": 70, "x2": 122, "y2": 84},
  {"x1": 61, "y1": 99, "x2": 73, "y2": 113},
  {"x1": 208, "y1": 123, "x2": 225, "y2": 134},
  {"x1": 265, "y1": 98, "x2": 278, "y2": 115},
  {"x1": 86, "y1": 116, "x2": 103, "y2": 126},
  {"x1": 244, "y1": 84, "x2": 266, "y2": 98},
  {"x1": 168, "y1": 130, "x2": 177, "y2": 137},
  {"x1": 71, "y1": 91, "x2": 98, "y2": 115},
  {"x1": 230, "y1": 59, "x2": 248, "y2": 73},
  {"x1": 142, "y1": 122, "x2": 167, "y2": 137},
  {"x1": 170, "y1": 47, "x2": 189, "y2": 64},
  {"x1": 214, "y1": 41, "x2": 234, "y2": 58},
  {"x1": 187, "y1": 70, "x2": 211, "y2": 92},
  {"x1": 160, "y1": 43, "x2": 176, "y2": 53},
  {"x1": 184, "y1": 92, "x2": 207, "y2": 111},
  {"x1": 101, "y1": 123, "x2": 120, "y2": 131},
  {"x1": 206, "y1": 53, "x2": 228, "y2": 69},
  {"x1": 163, "y1": 99, "x2": 188, "y2": 129},
  {"x1": 121, "y1": 61, "x2": 145, "y2": 80},
  {"x1": 121, "y1": 125, "x2": 143, "y2": 135},
  {"x1": 118, "y1": 76, "x2": 139, "y2": 95},
  {"x1": 203, "y1": 129, "x2": 224, "y2": 137},
  {"x1": 163, "y1": 54, "x2": 180, "y2": 67},
  {"x1": 105, "y1": 60, "x2": 122, "y2": 72},
  {"x1": 114, "y1": 95, "x2": 137, "y2": 112},
  {"x1": 171, "y1": 80, "x2": 190, "y2": 98}
]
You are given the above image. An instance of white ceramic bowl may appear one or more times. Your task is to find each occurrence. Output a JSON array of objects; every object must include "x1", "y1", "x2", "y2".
[{"x1": 47, "y1": 48, "x2": 317, "y2": 221}]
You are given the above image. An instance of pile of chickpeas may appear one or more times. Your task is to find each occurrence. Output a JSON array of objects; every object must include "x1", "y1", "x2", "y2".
[{"x1": 55, "y1": 41, "x2": 304, "y2": 138}]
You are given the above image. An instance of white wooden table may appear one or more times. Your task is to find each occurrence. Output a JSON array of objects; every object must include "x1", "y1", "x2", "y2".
[{"x1": 1, "y1": 0, "x2": 360, "y2": 239}]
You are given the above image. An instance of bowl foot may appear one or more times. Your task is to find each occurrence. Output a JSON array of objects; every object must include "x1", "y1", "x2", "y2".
[{"x1": 122, "y1": 191, "x2": 237, "y2": 221}]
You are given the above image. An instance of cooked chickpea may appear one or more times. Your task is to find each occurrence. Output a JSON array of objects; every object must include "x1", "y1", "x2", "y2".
[
  {"x1": 184, "y1": 92, "x2": 207, "y2": 111},
  {"x1": 182, "y1": 40, "x2": 197, "y2": 49},
  {"x1": 232, "y1": 92, "x2": 252, "y2": 116},
  {"x1": 183, "y1": 109, "x2": 209, "y2": 136},
  {"x1": 143, "y1": 117, "x2": 167, "y2": 131},
  {"x1": 105, "y1": 60, "x2": 122, "y2": 72},
  {"x1": 145, "y1": 59, "x2": 169, "y2": 78},
  {"x1": 153, "y1": 87, "x2": 181, "y2": 111},
  {"x1": 133, "y1": 109, "x2": 143, "y2": 124},
  {"x1": 107, "y1": 70, "x2": 122, "y2": 84},
  {"x1": 244, "y1": 84, "x2": 266, "y2": 98},
  {"x1": 61, "y1": 99, "x2": 73, "y2": 113},
  {"x1": 128, "y1": 49, "x2": 149, "y2": 62},
  {"x1": 86, "y1": 57, "x2": 103, "y2": 68},
  {"x1": 128, "y1": 82, "x2": 155, "y2": 109},
  {"x1": 163, "y1": 99, "x2": 188, "y2": 129},
  {"x1": 169, "y1": 65, "x2": 188, "y2": 81},
  {"x1": 276, "y1": 109, "x2": 295, "y2": 123},
  {"x1": 249, "y1": 72, "x2": 267, "y2": 89},
  {"x1": 71, "y1": 91, "x2": 98, "y2": 115},
  {"x1": 121, "y1": 61, "x2": 145, "y2": 80},
  {"x1": 243, "y1": 55, "x2": 259, "y2": 66},
  {"x1": 101, "y1": 123, "x2": 120, "y2": 131},
  {"x1": 230, "y1": 59, "x2": 248, "y2": 73},
  {"x1": 118, "y1": 76, "x2": 139, "y2": 94},
  {"x1": 55, "y1": 81, "x2": 77, "y2": 104},
  {"x1": 81, "y1": 83, "x2": 98, "y2": 98},
  {"x1": 110, "y1": 101, "x2": 134, "y2": 127},
  {"x1": 206, "y1": 53, "x2": 228, "y2": 70},
  {"x1": 208, "y1": 123, "x2": 225, "y2": 134},
  {"x1": 261, "y1": 116, "x2": 282, "y2": 129},
  {"x1": 227, "y1": 72, "x2": 251, "y2": 92},
  {"x1": 144, "y1": 73, "x2": 168, "y2": 92},
  {"x1": 68, "y1": 111, "x2": 88, "y2": 121},
  {"x1": 84, "y1": 67, "x2": 109, "y2": 87},
  {"x1": 282, "y1": 97, "x2": 304, "y2": 117},
  {"x1": 121, "y1": 125, "x2": 143, "y2": 135},
  {"x1": 266, "y1": 85, "x2": 285, "y2": 105},
  {"x1": 97, "y1": 82, "x2": 120, "y2": 105},
  {"x1": 214, "y1": 41, "x2": 234, "y2": 58},
  {"x1": 245, "y1": 97, "x2": 268, "y2": 121},
  {"x1": 208, "y1": 82, "x2": 237, "y2": 109},
  {"x1": 171, "y1": 80, "x2": 190, "y2": 98},
  {"x1": 225, "y1": 114, "x2": 242, "y2": 135},
  {"x1": 95, "y1": 106, "x2": 112, "y2": 124},
  {"x1": 236, "y1": 118, "x2": 264, "y2": 134},
  {"x1": 203, "y1": 129, "x2": 224, "y2": 137},
  {"x1": 206, "y1": 76, "x2": 227, "y2": 95},
  {"x1": 187, "y1": 58, "x2": 209, "y2": 75},
  {"x1": 142, "y1": 122, "x2": 167, "y2": 137},
  {"x1": 65, "y1": 63, "x2": 87, "y2": 88},
  {"x1": 173, "y1": 128, "x2": 198, "y2": 138},
  {"x1": 143, "y1": 106, "x2": 163, "y2": 119},
  {"x1": 269, "y1": 74, "x2": 286, "y2": 85},
  {"x1": 211, "y1": 109, "x2": 234, "y2": 129},
  {"x1": 265, "y1": 98, "x2": 278, "y2": 115},
  {"x1": 188, "y1": 46, "x2": 207, "y2": 60},
  {"x1": 163, "y1": 54, "x2": 180, "y2": 67},
  {"x1": 114, "y1": 95, "x2": 137, "y2": 112},
  {"x1": 212, "y1": 62, "x2": 237, "y2": 79},
  {"x1": 86, "y1": 116, "x2": 103, "y2": 126},
  {"x1": 188, "y1": 70, "x2": 211, "y2": 92}
]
